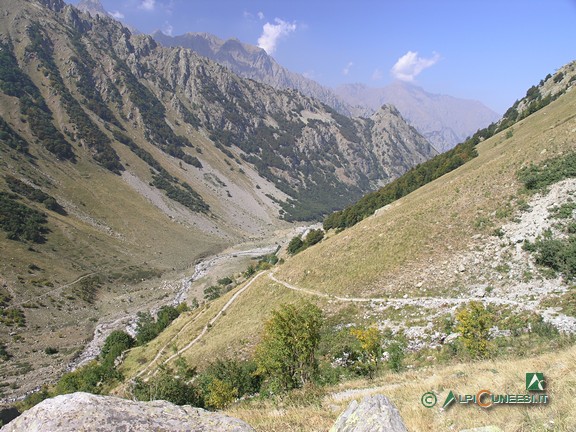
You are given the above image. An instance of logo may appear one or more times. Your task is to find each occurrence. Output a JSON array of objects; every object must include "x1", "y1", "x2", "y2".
[
  {"x1": 422, "y1": 372, "x2": 549, "y2": 410},
  {"x1": 421, "y1": 391, "x2": 437, "y2": 408},
  {"x1": 442, "y1": 390, "x2": 456, "y2": 409},
  {"x1": 526, "y1": 373, "x2": 545, "y2": 391}
]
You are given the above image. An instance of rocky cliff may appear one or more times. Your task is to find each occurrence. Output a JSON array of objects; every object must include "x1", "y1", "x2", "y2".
[
  {"x1": 335, "y1": 81, "x2": 501, "y2": 152},
  {"x1": 153, "y1": 31, "x2": 358, "y2": 117}
]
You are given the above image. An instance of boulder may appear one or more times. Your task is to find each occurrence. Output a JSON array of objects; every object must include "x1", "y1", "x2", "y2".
[
  {"x1": 0, "y1": 392, "x2": 254, "y2": 432},
  {"x1": 330, "y1": 394, "x2": 407, "y2": 432}
]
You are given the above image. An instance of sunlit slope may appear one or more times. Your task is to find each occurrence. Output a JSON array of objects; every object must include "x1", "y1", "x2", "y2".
[
  {"x1": 275, "y1": 88, "x2": 576, "y2": 298},
  {"x1": 227, "y1": 344, "x2": 576, "y2": 431},
  {"x1": 119, "y1": 85, "x2": 576, "y2": 383}
]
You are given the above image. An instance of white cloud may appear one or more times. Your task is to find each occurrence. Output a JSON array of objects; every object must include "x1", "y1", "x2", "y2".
[
  {"x1": 342, "y1": 61, "x2": 353, "y2": 76},
  {"x1": 110, "y1": 10, "x2": 124, "y2": 20},
  {"x1": 257, "y1": 18, "x2": 296, "y2": 54},
  {"x1": 371, "y1": 68, "x2": 383, "y2": 81},
  {"x1": 257, "y1": 11, "x2": 265, "y2": 20},
  {"x1": 391, "y1": 51, "x2": 440, "y2": 82},
  {"x1": 138, "y1": 0, "x2": 155, "y2": 11},
  {"x1": 162, "y1": 22, "x2": 173, "y2": 36}
]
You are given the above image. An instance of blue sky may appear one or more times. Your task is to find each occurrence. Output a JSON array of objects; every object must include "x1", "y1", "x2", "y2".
[{"x1": 68, "y1": 0, "x2": 576, "y2": 114}]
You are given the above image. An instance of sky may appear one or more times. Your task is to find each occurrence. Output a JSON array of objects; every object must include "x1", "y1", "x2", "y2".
[{"x1": 68, "y1": 0, "x2": 576, "y2": 114}]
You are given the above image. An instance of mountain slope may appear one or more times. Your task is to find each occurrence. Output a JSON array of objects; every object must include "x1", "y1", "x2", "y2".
[
  {"x1": 114, "y1": 63, "x2": 576, "y2": 430},
  {"x1": 152, "y1": 31, "x2": 363, "y2": 117},
  {"x1": 0, "y1": 0, "x2": 435, "y2": 399},
  {"x1": 335, "y1": 81, "x2": 501, "y2": 152},
  {"x1": 153, "y1": 31, "x2": 501, "y2": 153}
]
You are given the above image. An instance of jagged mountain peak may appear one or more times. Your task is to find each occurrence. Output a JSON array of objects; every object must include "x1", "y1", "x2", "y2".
[
  {"x1": 153, "y1": 31, "x2": 355, "y2": 117},
  {"x1": 335, "y1": 81, "x2": 501, "y2": 152},
  {"x1": 76, "y1": 0, "x2": 107, "y2": 16}
]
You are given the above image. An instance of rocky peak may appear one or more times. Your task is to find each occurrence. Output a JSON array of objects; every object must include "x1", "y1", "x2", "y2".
[
  {"x1": 36, "y1": 0, "x2": 65, "y2": 12},
  {"x1": 76, "y1": 0, "x2": 108, "y2": 17}
]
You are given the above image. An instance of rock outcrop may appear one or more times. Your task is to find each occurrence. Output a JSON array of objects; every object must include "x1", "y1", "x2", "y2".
[
  {"x1": 0, "y1": 392, "x2": 254, "y2": 432},
  {"x1": 330, "y1": 394, "x2": 408, "y2": 432}
]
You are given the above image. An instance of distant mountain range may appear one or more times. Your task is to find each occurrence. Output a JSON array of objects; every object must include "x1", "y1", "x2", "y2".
[
  {"x1": 153, "y1": 31, "x2": 500, "y2": 152},
  {"x1": 334, "y1": 81, "x2": 501, "y2": 152},
  {"x1": 151, "y1": 31, "x2": 358, "y2": 118},
  {"x1": 77, "y1": 0, "x2": 500, "y2": 152}
]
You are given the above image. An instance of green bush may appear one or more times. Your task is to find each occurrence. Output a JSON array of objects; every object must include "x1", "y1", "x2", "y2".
[
  {"x1": 54, "y1": 361, "x2": 120, "y2": 395},
  {"x1": 197, "y1": 358, "x2": 261, "y2": 409},
  {"x1": 524, "y1": 230, "x2": 576, "y2": 280},
  {"x1": 0, "y1": 192, "x2": 49, "y2": 243},
  {"x1": 0, "y1": 343, "x2": 11, "y2": 361},
  {"x1": 518, "y1": 152, "x2": 576, "y2": 191},
  {"x1": 455, "y1": 301, "x2": 494, "y2": 359},
  {"x1": 135, "y1": 306, "x2": 182, "y2": 346},
  {"x1": 255, "y1": 302, "x2": 323, "y2": 392},
  {"x1": 287, "y1": 236, "x2": 304, "y2": 255},
  {"x1": 132, "y1": 370, "x2": 202, "y2": 406},
  {"x1": 100, "y1": 330, "x2": 134, "y2": 365}
]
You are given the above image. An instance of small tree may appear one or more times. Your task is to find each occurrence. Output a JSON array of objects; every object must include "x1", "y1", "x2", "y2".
[
  {"x1": 350, "y1": 326, "x2": 383, "y2": 379},
  {"x1": 304, "y1": 229, "x2": 324, "y2": 247},
  {"x1": 387, "y1": 341, "x2": 405, "y2": 373},
  {"x1": 255, "y1": 302, "x2": 323, "y2": 392},
  {"x1": 100, "y1": 330, "x2": 134, "y2": 366},
  {"x1": 135, "y1": 311, "x2": 158, "y2": 345},
  {"x1": 287, "y1": 236, "x2": 304, "y2": 255},
  {"x1": 206, "y1": 378, "x2": 238, "y2": 410},
  {"x1": 455, "y1": 301, "x2": 494, "y2": 358}
]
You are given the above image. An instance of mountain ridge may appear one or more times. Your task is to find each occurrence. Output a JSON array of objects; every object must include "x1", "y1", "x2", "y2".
[
  {"x1": 335, "y1": 81, "x2": 501, "y2": 152},
  {"x1": 153, "y1": 31, "x2": 500, "y2": 153},
  {"x1": 0, "y1": 0, "x2": 435, "y2": 399}
]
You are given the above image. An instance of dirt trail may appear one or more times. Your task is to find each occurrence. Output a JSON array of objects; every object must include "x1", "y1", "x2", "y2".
[
  {"x1": 137, "y1": 271, "x2": 267, "y2": 378},
  {"x1": 268, "y1": 273, "x2": 576, "y2": 333},
  {"x1": 68, "y1": 246, "x2": 277, "y2": 371}
]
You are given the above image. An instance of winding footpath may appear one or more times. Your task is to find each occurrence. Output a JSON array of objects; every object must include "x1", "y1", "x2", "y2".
[
  {"x1": 136, "y1": 271, "x2": 268, "y2": 378},
  {"x1": 267, "y1": 272, "x2": 576, "y2": 333}
]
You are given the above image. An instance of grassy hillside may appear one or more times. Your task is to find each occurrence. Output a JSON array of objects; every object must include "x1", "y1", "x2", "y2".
[
  {"x1": 228, "y1": 344, "x2": 576, "y2": 431},
  {"x1": 276, "y1": 83, "x2": 576, "y2": 298},
  {"x1": 111, "y1": 79, "x2": 576, "y2": 431}
]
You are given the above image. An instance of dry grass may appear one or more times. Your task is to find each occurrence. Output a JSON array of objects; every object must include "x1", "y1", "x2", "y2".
[
  {"x1": 274, "y1": 89, "x2": 576, "y2": 298},
  {"x1": 228, "y1": 345, "x2": 576, "y2": 431}
]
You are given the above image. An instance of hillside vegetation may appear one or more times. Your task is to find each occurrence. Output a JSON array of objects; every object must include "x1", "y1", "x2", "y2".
[
  {"x1": 94, "y1": 65, "x2": 576, "y2": 431},
  {"x1": 0, "y1": 0, "x2": 438, "y2": 399}
]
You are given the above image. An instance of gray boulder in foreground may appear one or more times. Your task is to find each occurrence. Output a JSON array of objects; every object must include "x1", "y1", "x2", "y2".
[
  {"x1": 0, "y1": 392, "x2": 254, "y2": 432},
  {"x1": 330, "y1": 394, "x2": 408, "y2": 432}
]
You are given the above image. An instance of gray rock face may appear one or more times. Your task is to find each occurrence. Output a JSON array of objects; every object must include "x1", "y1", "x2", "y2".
[
  {"x1": 330, "y1": 394, "x2": 408, "y2": 432},
  {"x1": 152, "y1": 32, "x2": 357, "y2": 117},
  {"x1": 335, "y1": 81, "x2": 501, "y2": 152},
  {"x1": 0, "y1": 392, "x2": 254, "y2": 432}
]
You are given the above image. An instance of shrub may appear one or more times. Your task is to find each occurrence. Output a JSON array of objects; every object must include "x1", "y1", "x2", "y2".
[
  {"x1": 255, "y1": 302, "x2": 323, "y2": 392},
  {"x1": 304, "y1": 229, "x2": 324, "y2": 247},
  {"x1": 0, "y1": 344, "x2": 11, "y2": 361},
  {"x1": 387, "y1": 341, "x2": 405, "y2": 373},
  {"x1": 132, "y1": 370, "x2": 202, "y2": 406},
  {"x1": 455, "y1": 301, "x2": 494, "y2": 358},
  {"x1": 205, "y1": 378, "x2": 238, "y2": 409},
  {"x1": 100, "y1": 330, "x2": 134, "y2": 365},
  {"x1": 287, "y1": 236, "x2": 304, "y2": 255},
  {"x1": 350, "y1": 326, "x2": 383, "y2": 379},
  {"x1": 198, "y1": 358, "x2": 261, "y2": 402}
]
